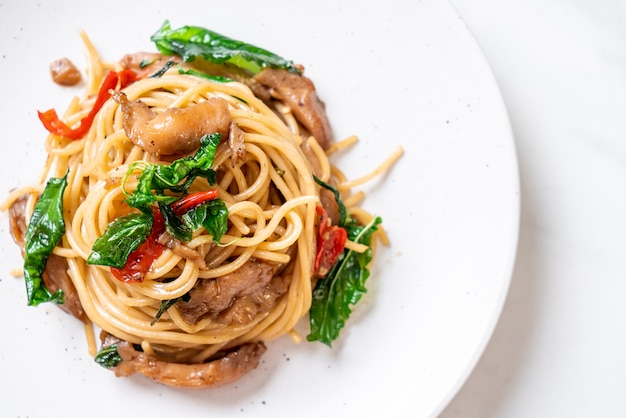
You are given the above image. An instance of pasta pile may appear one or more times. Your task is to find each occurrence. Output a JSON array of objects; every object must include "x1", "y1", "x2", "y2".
[{"x1": 3, "y1": 27, "x2": 402, "y2": 387}]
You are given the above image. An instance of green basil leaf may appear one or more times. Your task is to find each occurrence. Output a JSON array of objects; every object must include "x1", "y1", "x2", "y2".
[
  {"x1": 124, "y1": 133, "x2": 220, "y2": 211},
  {"x1": 23, "y1": 174, "x2": 68, "y2": 306},
  {"x1": 182, "y1": 198, "x2": 228, "y2": 243},
  {"x1": 94, "y1": 344, "x2": 122, "y2": 369},
  {"x1": 125, "y1": 164, "x2": 158, "y2": 210},
  {"x1": 177, "y1": 68, "x2": 233, "y2": 83},
  {"x1": 148, "y1": 60, "x2": 177, "y2": 78},
  {"x1": 307, "y1": 216, "x2": 382, "y2": 346},
  {"x1": 151, "y1": 20, "x2": 301, "y2": 75},
  {"x1": 313, "y1": 175, "x2": 349, "y2": 227},
  {"x1": 87, "y1": 212, "x2": 153, "y2": 268},
  {"x1": 166, "y1": 167, "x2": 217, "y2": 195},
  {"x1": 151, "y1": 293, "x2": 191, "y2": 325},
  {"x1": 159, "y1": 201, "x2": 192, "y2": 242}
]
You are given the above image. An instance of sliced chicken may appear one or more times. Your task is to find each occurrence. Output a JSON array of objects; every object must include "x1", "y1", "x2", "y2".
[{"x1": 111, "y1": 339, "x2": 267, "y2": 388}]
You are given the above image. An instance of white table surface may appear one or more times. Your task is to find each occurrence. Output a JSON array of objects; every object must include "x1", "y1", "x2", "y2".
[{"x1": 441, "y1": 1, "x2": 626, "y2": 417}]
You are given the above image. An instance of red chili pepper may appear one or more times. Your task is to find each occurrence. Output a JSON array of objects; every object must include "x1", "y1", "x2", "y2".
[
  {"x1": 172, "y1": 189, "x2": 220, "y2": 215},
  {"x1": 110, "y1": 190, "x2": 219, "y2": 282},
  {"x1": 117, "y1": 69, "x2": 138, "y2": 88},
  {"x1": 38, "y1": 69, "x2": 137, "y2": 140},
  {"x1": 314, "y1": 205, "x2": 347, "y2": 276}
]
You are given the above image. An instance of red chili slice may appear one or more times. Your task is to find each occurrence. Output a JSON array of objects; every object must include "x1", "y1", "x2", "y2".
[
  {"x1": 38, "y1": 69, "x2": 137, "y2": 140},
  {"x1": 172, "y1": 190, "x2": 219, "y2": 215},
  {"x1": 314, "y1": 205, "x2": 347, "y2": 276}
]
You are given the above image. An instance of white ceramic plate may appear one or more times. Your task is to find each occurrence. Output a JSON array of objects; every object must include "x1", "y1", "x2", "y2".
[{"x1": 0, "y1": 1, "x2": 519, "y2": 417}]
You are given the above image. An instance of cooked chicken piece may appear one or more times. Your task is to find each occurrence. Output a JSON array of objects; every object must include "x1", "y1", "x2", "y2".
[
  {"x1": 111, "y1": 339, "x2": 267, "y2": 388},
  {"x1": 8, "y1": 194, "x2": 28, "y2": 247},
  {"x1": 227, "y1": 121, "x2": 247, "y2": 167},
  {"x1": 253, "y1": 68, "x2": 333, "y2": 150},
  {"x1": 112, "y1": 91, "x2": 231, "y2": 155},
  {"x1": 43, "y1": 254, "x2": 87, "y2": 321},
  {"x1": 120, "y1": 52, "x2": 181, "y2": 78},
  {"x1": 49, "y1": 58, "x2": 81, "y2": 86},
  {"x1": 176, "y1": 258, "x2": 289, "y2": 325}
]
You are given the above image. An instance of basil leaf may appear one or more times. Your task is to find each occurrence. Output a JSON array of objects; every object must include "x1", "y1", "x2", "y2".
[
  {"x1": 178, "y1": 68, "x2": 233, "y2": 83},
  {"x1": 148, "y1": 60, "x2": 177, "y2": 78},
  {"x1": 151, "y1": 20, "x2": 301, "y2": 75},
  {"x1": 182, "y1": 198, "x2": 228, "y2": 243},
  {"x1": 152, "y1": 132, "x2": 220, "y2": 191},
  {"x1": 94, "y1": 344, "x2": 122, "y2": 369},
  {"x1": 166, "y1": 167, "x2": 217, "y2": 195},
  {"x1": 159, "y1": 201, "x2": 192, "y2": 242},
  {"x1": 151, "y1": 293, "x2": 191, "y2": 325},
  {"x1": 125, "y1": 164, "x2": 159, "y2": 210},
  {"x1": 307, "y1": 216, "x2": 382, "y2": 346},
  {"x1": 87, "y1": 212, "x2": 153, "y2": 268},
  {"x1": 23, "y1": 174, "x2": 68, "y2": 306},
  {"x1": 125, "y1": 134, "x2": 220, "y2": 211},
  {"x1": 313, "y1": 175, "x2": 349, "y2": 227}
]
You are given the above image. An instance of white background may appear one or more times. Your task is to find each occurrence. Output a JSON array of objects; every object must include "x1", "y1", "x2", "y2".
[{"x1": 442, "y1": 1, "x2": 626, "y2": 417}]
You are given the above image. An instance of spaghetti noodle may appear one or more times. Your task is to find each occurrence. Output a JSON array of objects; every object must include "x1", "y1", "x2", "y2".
[{"x1": 3, "y1": 23, "x2": 402, "y2": 388}]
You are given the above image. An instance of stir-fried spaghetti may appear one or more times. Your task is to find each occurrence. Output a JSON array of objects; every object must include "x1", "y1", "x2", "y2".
[{"x1": 3, "y1": 22, "x2": 402, "y2": 387}]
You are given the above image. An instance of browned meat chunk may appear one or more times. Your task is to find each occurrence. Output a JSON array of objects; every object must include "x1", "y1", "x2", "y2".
[
  {"x1": 228, "y1": 121, "x2": 247, "y2": 167},
  {"x1": 112, "y1": 91, "x2": 232, "y2": 155},
  {"x1": 120, "y1": 52, "x2": 181, "y2": 78},
  {"x1": 157, "y1": 231, "x2": 207, "y2": 269},
  {"x1": 253, "y1": 68, "x2": 333, "y2": 149},
  {"x1": 319, "y1": 188, "x2": 341, "y2": 226},
  {"x1": 8, "y1": 194, "x2": 28, "y2": 247},
  {"x1": 42, "y1": 254, "x2": 87, "y2": 322},
  {"x1": 176, "y1": 258, "x2": 289, "y2": 325},
  {"x1": 49, "y1": 58, "x2": 81, "y2": 86},
  {"x1": 112, "y1": 339, "x2": 267, "y2": 388}
]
